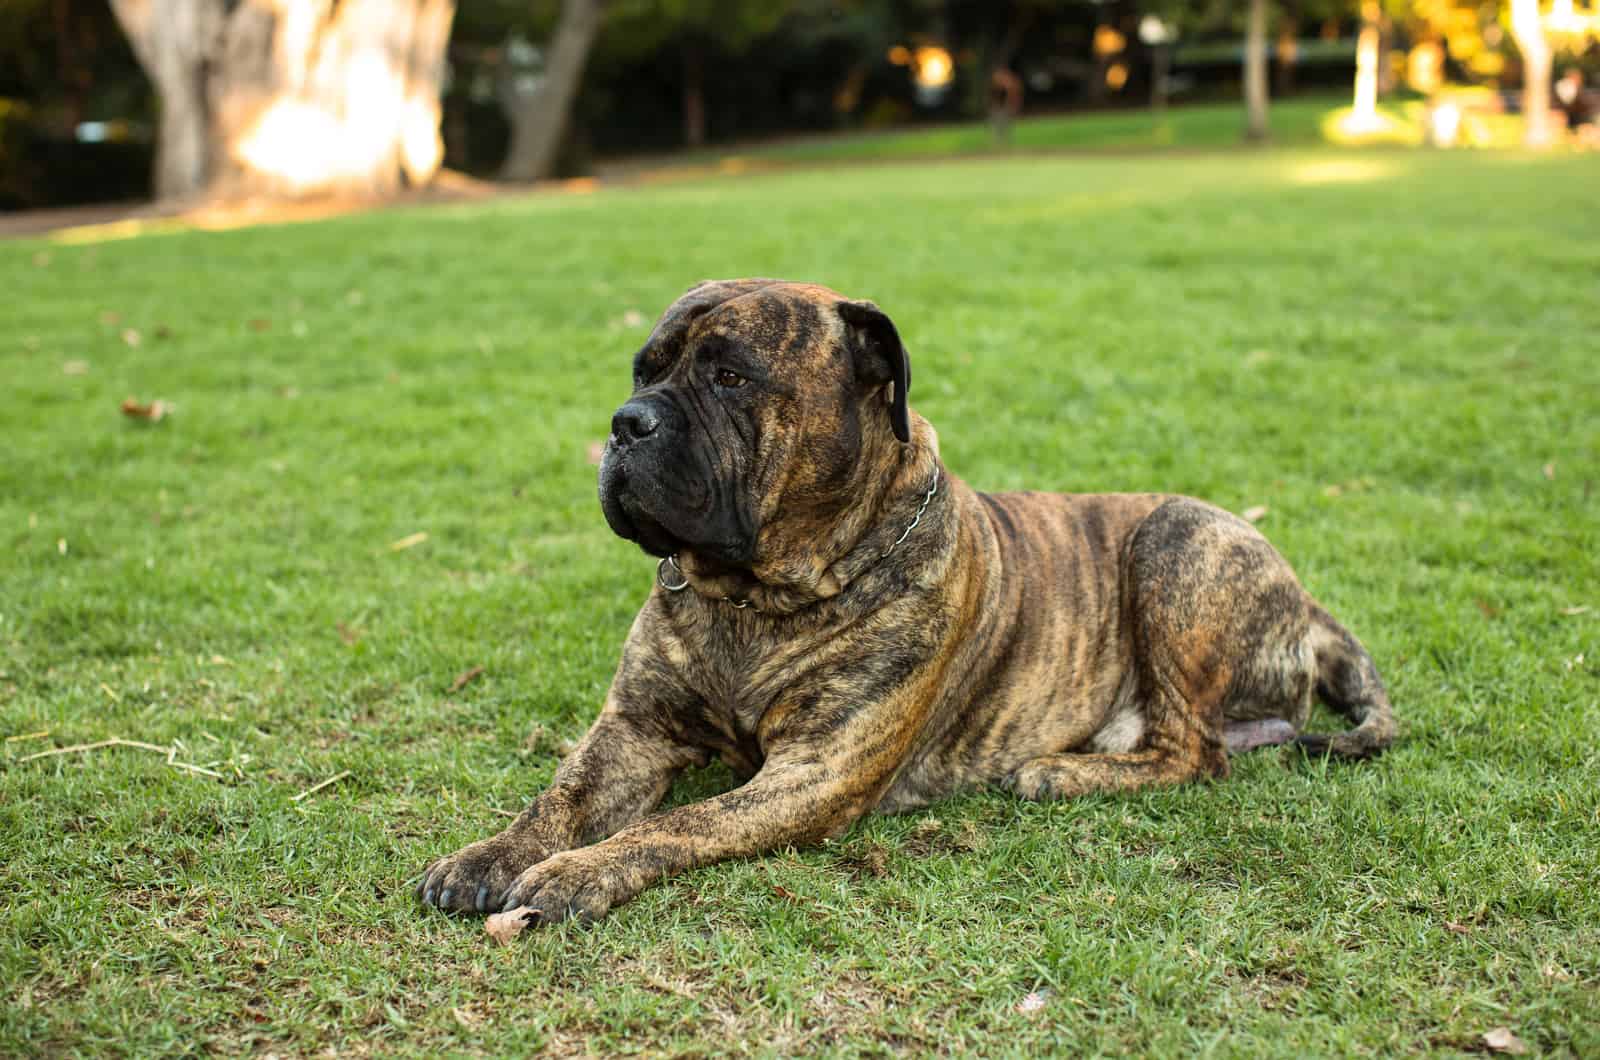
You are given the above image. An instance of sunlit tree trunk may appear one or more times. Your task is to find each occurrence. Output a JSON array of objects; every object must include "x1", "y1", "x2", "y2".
[
  {"x1": 1351, "y1": 1, "x2": 1381, "y2": 126},
  {"x1": 1376, "y1": 11, "x2": 1397, "y2": 94},
  {"x1": 109, "y1": 0, "x2": 456, "y2": 202},
  {"x1": 500, "y1": 0, "x2": 608, "y2": 182},
  {"x1": 1243, "y1": 0, "x2": 1270, "y2": 140},
  {"x1": 1509, "y1": 0, "x2": 1555, "y2": 147},
  {"x1": 108, "y1": 0, "x2": 216, "y2": 199}
]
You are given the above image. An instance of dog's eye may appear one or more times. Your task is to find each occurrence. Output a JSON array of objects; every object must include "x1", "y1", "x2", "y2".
[{"x1": 715, "y1": 369, "x2": 747, "y2": 389}]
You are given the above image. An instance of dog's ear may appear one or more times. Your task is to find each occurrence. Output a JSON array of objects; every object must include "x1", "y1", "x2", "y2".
[{"x1": 838, "y1": 300, "x2": 912, "y2": 444}]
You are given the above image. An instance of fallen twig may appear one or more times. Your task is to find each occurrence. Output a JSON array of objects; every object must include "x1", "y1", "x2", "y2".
[
  {"x1": 449, "y1": 665, "x2": 484, "y2": 693},
  {"x1": 292, "y1": 769, "x2": 353, "y2": 802},
  {"x1": 5, "y1": 730, "x2": 50, "y2": 745},
  {"x1": 17, "y1": 737, "x2": 224, "y2": 781},
  {"x1": 386, "y1": 532, "x2": 429, "y2": 553},
  {"x1": 168, "y1": 760, "x2": 225, "y2": 779},
  {"x1": 20, "y1": 737, "x2": 168, "y2": 761}
]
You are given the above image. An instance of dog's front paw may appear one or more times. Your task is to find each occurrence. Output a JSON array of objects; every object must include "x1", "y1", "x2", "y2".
[
  {"x1": 498, "y1": 848, "x2": 632, "y2": 924},
  {"x1": 417, "y1": 831, "x2": 549, "y2": 914}
]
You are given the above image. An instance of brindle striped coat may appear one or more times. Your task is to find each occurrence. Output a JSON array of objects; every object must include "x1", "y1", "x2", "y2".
[{"x1": 418, "y1": 280, "x2": 1395, "y2": 924}]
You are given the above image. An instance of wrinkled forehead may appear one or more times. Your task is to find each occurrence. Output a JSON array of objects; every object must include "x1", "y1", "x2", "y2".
[{"x1": 640, "y1": 281, "x2": 846, "y2": 370}]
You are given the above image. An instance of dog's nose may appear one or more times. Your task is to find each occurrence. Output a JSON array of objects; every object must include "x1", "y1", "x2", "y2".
[{"x1": 611, "y1": 401, "x2": 661, "y2": 445}]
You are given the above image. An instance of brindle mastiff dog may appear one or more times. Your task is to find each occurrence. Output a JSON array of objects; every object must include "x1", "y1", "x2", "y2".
[{"x1": 417, "y1": 279, "x2": 1397, "y2": 923}]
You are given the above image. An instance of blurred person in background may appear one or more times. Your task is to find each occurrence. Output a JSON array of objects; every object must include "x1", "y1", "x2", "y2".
[{"x1": 1556, "y1": 68, "x2": 1599, "y2": 145}]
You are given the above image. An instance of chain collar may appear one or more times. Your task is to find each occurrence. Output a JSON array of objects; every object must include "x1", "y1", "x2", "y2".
[
  {"x1": 656, "y1": 553, "x2": 749, "y2": 608},
  {"x1": 656, "y1": 467, "x2": 942, "y2": 610}
]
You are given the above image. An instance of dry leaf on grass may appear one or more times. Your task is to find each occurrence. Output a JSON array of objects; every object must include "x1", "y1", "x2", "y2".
[
  {"x1": 1015, "y1": 990, "x2": 1050, "y2": 1014},
  {"x1": 1559, "y1": 606, "x2": 1589, "y2": 617},
  {"x1": 586, "y1": 440, "x2": 606, "y2": 465},
  {"x1": 1445, "y1": 921, "x2": 1472, "y2": 935},
  {"x1": 485, "y1": 906, "x2": 538, "y2": 944},
  {"x1": 1542, "y1": 462, "x2": 1555, "y2": 481},
  {"x1": 1241, "y1": 505, "x2": 1269, "y2": 523},
  {"x1": 1474, "y1": 599, "x2": 1500, "y2": 620},
  {"x1": 449, "y1": 666, "x2": 485, "y2": 693},
  {"x1": 121, "y1": 328, "x2": 142, "y2": 347},
  {"x1": 120, "y1": 397, "x2": 170, "y2": 422},
  {"x1": 1482, "y1": 1027, "x2": 1528, "y2": 1055},
  {"x1": 62, "y1": 360, "x2": 89, "y2": 376}
]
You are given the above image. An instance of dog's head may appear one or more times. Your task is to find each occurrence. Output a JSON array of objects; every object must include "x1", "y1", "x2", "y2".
[{"x1": 598, "y1": 280, "x2": 912, "y2": 578}]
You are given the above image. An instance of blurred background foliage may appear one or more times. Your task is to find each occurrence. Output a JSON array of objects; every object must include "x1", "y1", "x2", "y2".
[{"x1": 0, "y1": 0, "x2": 1596, "y2": 210}]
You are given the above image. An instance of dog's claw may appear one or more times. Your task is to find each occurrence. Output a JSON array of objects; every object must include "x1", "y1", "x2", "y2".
[
  {"x1": 423, "y1": 886, "x2": 437, "y2": 907},
  {"x1": 439, "y1": 887, "x2": 454, "y2": 907},
  {"x1": 475, "y1": 885, "x2": 490, "y2": 912}
]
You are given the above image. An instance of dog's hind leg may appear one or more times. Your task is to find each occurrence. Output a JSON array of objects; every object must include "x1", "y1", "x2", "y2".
[
  {"x1": 1224, "y1": 718, "x2": 1298, "y2": 753},
  {"x1": 1010, "y1": 497, "x2": 1305, "y2": 800},
  {"x1": 1006, "y1": 742, "x2": 1227, "y2": 801}
]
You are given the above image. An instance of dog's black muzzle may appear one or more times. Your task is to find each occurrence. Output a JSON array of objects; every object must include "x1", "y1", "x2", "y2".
[{"x1": 598, "y1": 392, "x2": 694, "y2": 557}]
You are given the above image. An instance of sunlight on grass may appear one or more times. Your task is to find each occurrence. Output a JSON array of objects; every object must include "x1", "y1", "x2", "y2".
[{"x1": 1284, "y1": 158, "x2": 1402, "y2": 184}]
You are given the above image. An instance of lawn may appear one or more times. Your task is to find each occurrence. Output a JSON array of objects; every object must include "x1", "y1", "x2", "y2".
[
  {"x1": 3, "y1": 143, "x2": 1598, "y2": 1056},
  {"x1": 716, "y1": 97, "x2": 1336, "y2": 165}
]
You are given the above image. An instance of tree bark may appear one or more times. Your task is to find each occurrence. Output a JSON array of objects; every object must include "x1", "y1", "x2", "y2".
[
  {"x1": 1151, "y1": 45, "x2": 1171, "y2": 113},
  {"x1": 1375, "y1": 12, "x2": 1396, "y2": 95},
  {"x1": 1243, "y1": 0, "x2": 1269, "y2": 141},
  {"x1": 1509, "y1": 0, "x2": 1554, "y2": 147},
  {"x1": 108, "y1": 0, "x2": 218, "y2": 200},
  {"x1": 500, "y1": 0, "x2": 607, "y2": 183},
  {"x1": 1351, "y1": 2, "x2": 1381, "y2": 127},
  {"x1": 108, "y1": 0, "x2": 457, "y2": 203}
]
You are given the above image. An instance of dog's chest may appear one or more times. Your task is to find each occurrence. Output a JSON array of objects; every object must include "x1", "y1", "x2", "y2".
[{"x1": 671, "y1": 607, "x2": 863, "y2": 753}]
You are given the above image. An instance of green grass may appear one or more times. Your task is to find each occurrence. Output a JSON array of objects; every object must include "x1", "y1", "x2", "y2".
[
  {"x1": 703, "y1": 97, "x2": 1335, "y2": 166},
  {"x1": 3, "y1": 144, "x2": 1599, "y2": 1056}
]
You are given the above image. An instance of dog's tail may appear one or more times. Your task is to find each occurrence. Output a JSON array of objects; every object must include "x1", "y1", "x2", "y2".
[{"x1": 1296, "y1": 606, "x2": 1397, "y2": 759}]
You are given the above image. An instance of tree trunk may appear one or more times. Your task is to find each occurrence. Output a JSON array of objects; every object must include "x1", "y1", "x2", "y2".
[
  {"x1": 1151, "y1": 45, "x2": 1171, "y2": 113},
  {"x1": 1509, "y1": 0, "x2": 1555, "y2": 147},
  {"x1": 108, "y1": 0, "x2": 456, "y2": 203},
  {"x1": 683, "y1": 43, "x2": 706, "y2": 148},
  {"x1": 108, "y1": 0, "x2": 217, "y2": 199},
  {"x1": 1351, "y1": 2, "x2": 1381, "y2": 127},
  {"x1": 1243, "y1": 0, "x2": 1270, "y2": 141},
  {"x1": 500, "y1": 0, "x2": 607, "y2": 182},
  {"x1": 1376, "y1": 13, "x2": 1396, "y2": 95}
]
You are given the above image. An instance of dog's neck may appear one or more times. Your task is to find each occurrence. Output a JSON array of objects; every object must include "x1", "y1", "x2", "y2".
[{"x1": 672, "y1": 422, "x2": 944, "y2": 616}]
